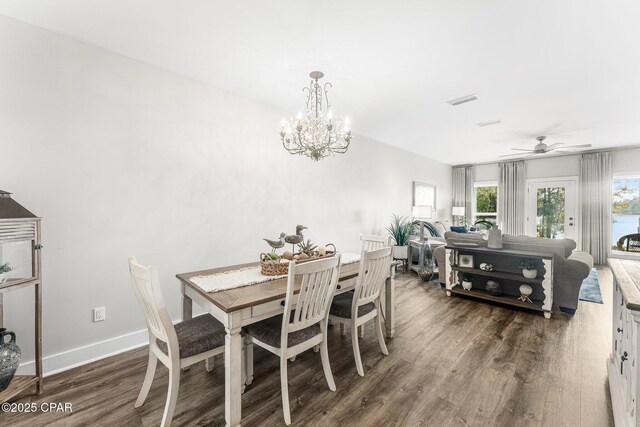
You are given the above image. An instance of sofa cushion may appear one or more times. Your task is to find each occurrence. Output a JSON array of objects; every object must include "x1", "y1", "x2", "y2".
[
  {"x1": 444, "y1": 231, "x2": 488, "y2": 247},
  {"x1": 450, "y1": 226, "x2": 469, "y2": 233},
  {"x1": 502, "y1": 234, "x2": 576, "y2": 258}
]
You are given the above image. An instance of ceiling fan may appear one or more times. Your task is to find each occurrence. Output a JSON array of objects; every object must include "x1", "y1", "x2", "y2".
[{"x1": 500, "y1": 136, "x2": 592, "y2": 158}]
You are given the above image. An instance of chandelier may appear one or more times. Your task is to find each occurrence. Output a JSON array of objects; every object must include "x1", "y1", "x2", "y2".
[{"x1": 280, "y1": 71, "x2": 352, "y2": 161}]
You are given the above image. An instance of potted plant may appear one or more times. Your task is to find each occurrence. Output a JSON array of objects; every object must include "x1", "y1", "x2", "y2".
[
  {"x1": 0, "y1": 262, "x2": 13, "y2": 284},
  {"x1": 519, "y1": 259, "x2": 538, "y2": 279},
  {"x1": 461, "y1": 273, "x2": 473, "y2": 290},
  {"x1": 386, "y1": 214, "x2": 417, "y2": 260}
]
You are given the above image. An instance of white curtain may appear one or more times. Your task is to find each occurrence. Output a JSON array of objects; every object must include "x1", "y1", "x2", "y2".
[
  {"x1": 580, "y1": 151, "x2": 612, "y2": 264},
  {"x1": 452, "y1": 165, "x2": 474, "y2": 218},
  {"x1": 498, "y1": 160, "x2": 526, "y2": 235}
]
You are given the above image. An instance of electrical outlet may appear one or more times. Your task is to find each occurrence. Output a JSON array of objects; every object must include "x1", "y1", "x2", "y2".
[{"x1": 93, "y1": 307, "x2": 106, "y2": 322}]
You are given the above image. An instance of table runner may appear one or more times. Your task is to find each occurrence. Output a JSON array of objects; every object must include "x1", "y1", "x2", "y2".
[{"x1": 191, "y1": 252, "x2": 361, "y2": 293}]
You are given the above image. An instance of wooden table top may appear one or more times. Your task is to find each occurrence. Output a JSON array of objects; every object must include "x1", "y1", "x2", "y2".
[
  {"x1": 176, "y1": 261, "x2": 361, "y2": 314},
  {"x1": 609, "y1": 258, "x2": 640, "y2": 311}
]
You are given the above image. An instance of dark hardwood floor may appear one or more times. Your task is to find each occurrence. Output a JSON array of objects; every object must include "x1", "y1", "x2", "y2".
[{"x1": 3, "y1": 269, "x2": 614, "y2": 426}]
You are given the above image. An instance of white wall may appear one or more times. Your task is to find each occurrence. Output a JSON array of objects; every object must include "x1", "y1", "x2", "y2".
[
  {"x1": 0, "y1": 17, "x2": 452, "y2": 374},
  {"x1": 474, "y1": 147, "x2": 640, "y2": 182}
]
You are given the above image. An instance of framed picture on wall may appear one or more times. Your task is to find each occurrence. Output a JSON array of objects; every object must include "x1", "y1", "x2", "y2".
[{"x1": 413, "y1": 182, "x2": 436, "y2": 210}]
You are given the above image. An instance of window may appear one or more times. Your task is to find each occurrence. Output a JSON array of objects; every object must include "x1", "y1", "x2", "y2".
[
  {"x1": 612, "y1": 175, "x2": 640, "y2": 253},
  {"x1": 473, "y1": 181, "x2": 498, "y2": 229}
]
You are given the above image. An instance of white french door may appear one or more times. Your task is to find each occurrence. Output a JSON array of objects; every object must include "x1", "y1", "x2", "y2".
[{"x1": 526, "y1": 179, "x2": 577, "y2": 240}]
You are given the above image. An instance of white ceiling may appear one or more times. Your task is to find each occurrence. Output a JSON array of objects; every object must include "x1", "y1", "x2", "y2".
[{"x1": 2, "y1": 0, "x2": 640, "y2": 165}]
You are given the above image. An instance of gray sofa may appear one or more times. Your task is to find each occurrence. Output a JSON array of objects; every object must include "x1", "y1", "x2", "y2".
[{"x1": 433, "y1": 232, "x2": 594, "y2": 314}]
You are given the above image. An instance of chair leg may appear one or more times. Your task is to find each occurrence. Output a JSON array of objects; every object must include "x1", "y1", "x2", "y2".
[
  {"x1": 135, "y1": 350, "x2": 157, "y2": 408},
  {"x1": 205, "y1": 356, "x2": 214, "y2": 372},
  {"x1": 313, "y1": 344, "x2": 320, "y2": 353},
  {"x1": 375, "y1": 313, "x2": 389, "y2": 356},
  {"x1": 161, "y1": 360, "x2": 181, "y2": 427},
  {"x1": 358, "y1": 324, "x2": 365, "y2": 338},
  {"x1": 340, "y1": 323, "x2": 346, "y2": 336},
  {"x1": 244, "y1": 336, "x2": 254, "y2": 386},
  {"x1": 280, "y1": 356, "x2": 292, "y2": 425},
  {"x1": 320, "y1": 338, "x2": 336, "y2": 391},
  {"x1": 351, "y1": 323, "x2": 364, "y2": 377}
]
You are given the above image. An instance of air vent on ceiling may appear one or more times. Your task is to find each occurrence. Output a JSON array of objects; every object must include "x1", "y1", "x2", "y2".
[
  {"x1": 476, "y1": 119, "x2": 501, "y2": 127},
  {"x1": 447, "y1": 94, "x2": 479, "y2": 106}
]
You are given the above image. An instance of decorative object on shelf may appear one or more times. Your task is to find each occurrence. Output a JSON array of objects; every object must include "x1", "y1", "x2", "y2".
[
  {"x1": 461, "y1": 273, "x2": 473, "y2": 290},
  {"x1": 284, "y1": 225, "x2": 307, "y2": 252},
  {"x1": 459, "y1": 254, "x2": 474, "y2": 268},
  {"x1": 486, "y1": 280, "x2": 502, "y2": 296},
  {"x1": 518, "y1": 284, "x2": 533, "y2": 303},
  {"x1": 479, "y1": 262, "x2": 494, "y2": 272},
  {"x1": 0, "y1": 262, "x2": 12, "y2": 284},
  {"x1": 263, "y1": 233, "x2": 286, "y2": 253},
  {"x1": 487, "y1": 225, "x2": 503, "y2": 249},
  {"x1": 387, "y1": 214, "x2": 417, "y2": 260},
  {"x1": 519, "y1": 259, "x2": 538, "y2": 279},
  {"x1": 0, "y1": 328, "x2": 21, "y2": 392},
  {"x1": 279, "y1": 71, "x2": 352, "y2": 161}
]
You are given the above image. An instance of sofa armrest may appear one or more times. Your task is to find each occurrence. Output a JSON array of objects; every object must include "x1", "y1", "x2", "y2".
[{"x1": 566, "y1": 251, "x2": 594, "y2": 281}]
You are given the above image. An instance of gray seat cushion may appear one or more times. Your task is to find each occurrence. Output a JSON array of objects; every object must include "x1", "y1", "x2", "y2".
[
  {"x1": 157, "y1": 314, "x2": 225, "y2": 359},
  {"x1": 244, "y1": 314, "x2": 320, "y2": 348},
  {"x1": 330, "y1": 292, "x2": 375, "y2": 319}
]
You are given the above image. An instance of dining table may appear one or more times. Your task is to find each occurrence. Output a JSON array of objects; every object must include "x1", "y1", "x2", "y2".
[{"x1": 176, "y1": 255, "x2": 398, "y2": 427}]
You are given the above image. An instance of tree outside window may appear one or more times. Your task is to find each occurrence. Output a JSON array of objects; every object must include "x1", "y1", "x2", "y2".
[{"x1": 474, "y1": 182, "x2": 498, "y2": 230}]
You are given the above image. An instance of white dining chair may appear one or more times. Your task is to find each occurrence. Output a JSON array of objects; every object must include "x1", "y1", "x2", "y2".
[
  {"x1": 329, "y1": 247, "x2": 391, "y2": 376},
  {"x1": 244, "y1": 255, "x2": 341, "y2": 425},
  {"x1": 360, "y1": 233, "x2": 393, "y2": 252},
  {"x1": 128, "y1": 256, "x2": 226, "y2": 427},
  {"x1": 347, "y1": 234, "x2": 392, "y2": 337}
]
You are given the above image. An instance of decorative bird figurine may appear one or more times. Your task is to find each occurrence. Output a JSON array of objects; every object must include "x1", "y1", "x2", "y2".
[
  {"x1": 263, "y1": 233, "x2": 286, "y2": 253},
  {"x1": 284, "y1": 225, "x2": 307, "y2": 251}
]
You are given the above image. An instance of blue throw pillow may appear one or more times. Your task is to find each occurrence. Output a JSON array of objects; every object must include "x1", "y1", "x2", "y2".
[{"x1": 450, "y1": 226, "x2": 469, "y2": 233}]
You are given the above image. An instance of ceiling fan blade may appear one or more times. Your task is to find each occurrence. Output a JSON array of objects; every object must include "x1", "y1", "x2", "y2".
[
  {"x1": 510, "y1": 148, "x2": 534, "y2": 152},
  {"x1": 562, "y1": 144, "x2": 592, "y2": 149},
  {"x1": 546, "y1": 142, "x2": 565, "y2": 150},
  {"x1": 499, "y1": 152, "x2": 530, "y2": 158}
]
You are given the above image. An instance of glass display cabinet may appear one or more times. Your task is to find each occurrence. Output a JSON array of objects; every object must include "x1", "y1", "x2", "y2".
[{"x1": 0, "y1": 190, "x2": 42, "y2": 401}]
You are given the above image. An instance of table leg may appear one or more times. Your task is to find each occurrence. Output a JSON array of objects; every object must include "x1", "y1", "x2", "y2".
[
  {"x1": 385, "y1": 271, "x2": 395, "y2": 339},
  {"x1": 225, "y1": 320, "x2": 243, "y2": 427},
  {"x1": 181, "y1": 284, "x2": 192, "y2": 322},
  {"x1": 181, "y1": 284, "x2": 193, "y2": 372}
]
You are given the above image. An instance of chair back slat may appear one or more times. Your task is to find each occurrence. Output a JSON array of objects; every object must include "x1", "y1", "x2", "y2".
[
  {"x1": 283, "y1": 256, "x2": 341, "y2": 337},
  {"x1": 354, "y1": 247, "x2": 392, "y2": 308},
  {"x1": 360, "y1": 234, "x2": 392, "y2": 253},
  {"x1": 128, "y1": 256, "x2": 176, "y2": 346}
]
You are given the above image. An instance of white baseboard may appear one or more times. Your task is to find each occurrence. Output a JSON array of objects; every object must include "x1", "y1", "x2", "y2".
[{"x1": 17, "y1": 327, "x2": 150, "y2": 377}]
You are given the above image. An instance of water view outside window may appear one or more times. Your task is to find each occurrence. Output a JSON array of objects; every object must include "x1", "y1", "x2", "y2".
[{"x1": 612, "y1": 176, "x2": 640, "y2": 252}]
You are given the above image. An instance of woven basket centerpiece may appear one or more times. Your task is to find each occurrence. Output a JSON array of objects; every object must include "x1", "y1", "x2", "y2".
[{"x1": 260, "y1": 243, "x2": 336, "y2": 276}]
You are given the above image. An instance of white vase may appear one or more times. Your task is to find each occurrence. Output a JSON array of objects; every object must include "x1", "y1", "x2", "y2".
[
  {"x1": 522, "y1": 269, "x2": 537, "y2": 279},
  {"x1": 0, "y1": 273, "x2": 5, "y2": 284},
  {"x1": 462, "y1": 280, "x2": 473, "y2": 290},
  {"x1": 392, "y1": 245, "x2": 408, "y2": 260}
]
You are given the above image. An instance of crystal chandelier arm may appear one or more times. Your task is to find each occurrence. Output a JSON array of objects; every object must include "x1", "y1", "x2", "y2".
[{"x1": 323, "y1": 82, "x2": 332, "y2": 112}]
